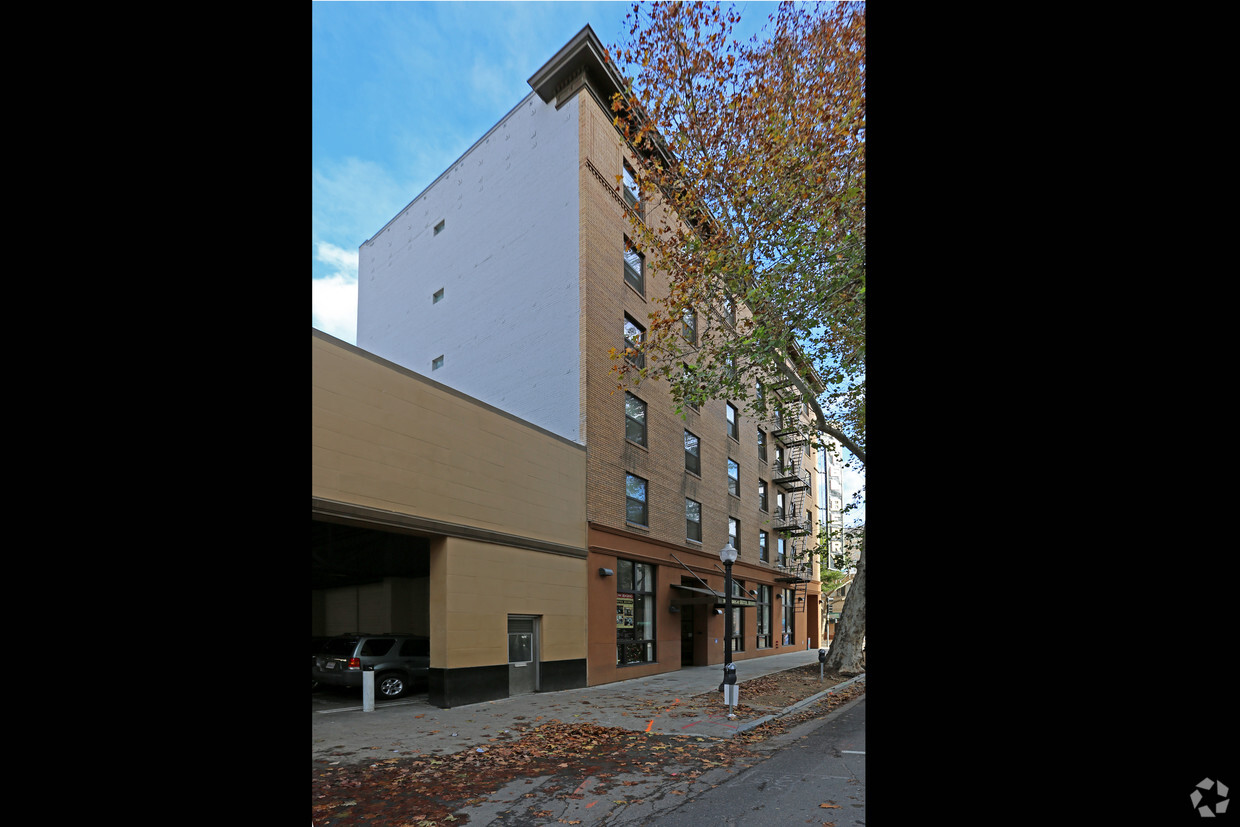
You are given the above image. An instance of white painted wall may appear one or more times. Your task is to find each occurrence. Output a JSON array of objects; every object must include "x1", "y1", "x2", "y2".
[{"x1": 358, "y1": 92, "x2": 582, "y2": 442}]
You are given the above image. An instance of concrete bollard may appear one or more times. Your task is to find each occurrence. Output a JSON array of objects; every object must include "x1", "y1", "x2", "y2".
[{"x1": 362, "y1": 667, "x2": 375, "y2": 712}]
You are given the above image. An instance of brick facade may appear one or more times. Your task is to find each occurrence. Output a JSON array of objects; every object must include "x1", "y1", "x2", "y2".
[{"x1": 573, "y1": 74, "x2": 822, "y2": 685}]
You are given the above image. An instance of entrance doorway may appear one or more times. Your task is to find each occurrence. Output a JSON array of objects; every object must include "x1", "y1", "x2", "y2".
[
  {"x1": 507, "y1": 615, "x2": 539, "y2": 696},
  {"x1": 681, "y1": 607, "x2": 696, "y2": 666}
]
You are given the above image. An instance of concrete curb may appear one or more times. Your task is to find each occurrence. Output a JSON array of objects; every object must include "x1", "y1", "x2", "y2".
[{"x1": 735, "y1": 672, "x2": 866, "y2": 734}]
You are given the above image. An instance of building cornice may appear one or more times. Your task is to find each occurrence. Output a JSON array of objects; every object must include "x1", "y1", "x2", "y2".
[
  {"x1": 527, "y1": 24, "x2": 625, "y2": 107},
  {"x1": 313, "y1": 497, "x2": 588, "y2": 560}
]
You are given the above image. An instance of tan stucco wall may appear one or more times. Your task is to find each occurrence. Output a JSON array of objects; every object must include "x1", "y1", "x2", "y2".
[
  {"x1": 430, "y1": 536, "x2": 587, "y2": 670},
  {"x1": 313, "y1": 331, "x2": 587, "y2": 553},
  {"x1": 314, "y1": 331, "x2": 589, "y2": 670}
]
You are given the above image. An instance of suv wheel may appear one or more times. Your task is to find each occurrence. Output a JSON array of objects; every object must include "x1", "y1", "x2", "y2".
[{"x1": 377, "y1": 673, "x2": 406, "y2": 699}]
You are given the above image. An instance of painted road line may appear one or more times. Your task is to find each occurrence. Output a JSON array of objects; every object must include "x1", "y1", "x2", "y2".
[{"x1": 841, "y1": 750, "x2": 865, "y2": 754}]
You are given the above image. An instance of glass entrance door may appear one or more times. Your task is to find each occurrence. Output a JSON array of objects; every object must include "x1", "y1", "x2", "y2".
[{"x1": 507, "y1": 615, "x2": 539, "y2": 696}]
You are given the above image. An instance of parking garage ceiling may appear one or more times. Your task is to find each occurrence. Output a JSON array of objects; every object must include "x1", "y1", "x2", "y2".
[{"x1": 312, "y1": 520, "x2": 430, "y2": 590}]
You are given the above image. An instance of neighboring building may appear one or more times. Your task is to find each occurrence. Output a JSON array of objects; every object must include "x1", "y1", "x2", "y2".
[
  {"x1": 842, "y1": 525, "x2": 864, "y2": 570},
  {"x1": 822, "y1": 576, "x2": 853, "y2": 647},
  {"x1": 354, "y1": 25, "x2": 823, "y2": 689},
  {"x1": 818, "y1": 441, "x2": 847, "y2": 569},
  {"x1": 312, "y1": 330, "x2": 589, "y2": 707}
]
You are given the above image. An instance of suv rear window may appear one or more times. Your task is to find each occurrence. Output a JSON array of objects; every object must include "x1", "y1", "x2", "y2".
[{"x1": 323, "y1": 638, "x2": 359, "y2": 656}]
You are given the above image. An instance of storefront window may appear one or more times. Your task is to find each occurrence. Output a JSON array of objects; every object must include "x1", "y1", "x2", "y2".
[
  {"x1": 617, "y1": 559, "x2": 656, "y2": 665},
  {"x1": 730, "y1": 578, "x2": 745, "y2": 652},
  {"x1": 782, "y1": 589, "x2": 795, "y2": 645},
  {"x1": 756, "y1": 585, "x2": 772, "y2": 648}
]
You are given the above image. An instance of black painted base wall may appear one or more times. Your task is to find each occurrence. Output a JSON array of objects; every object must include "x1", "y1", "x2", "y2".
[
  {"x1": 539, "y1": 658, "x2": 587, "y2": 692},
  {"x1": 428, "y1": 659, "x2": 588, "y2": 708}
]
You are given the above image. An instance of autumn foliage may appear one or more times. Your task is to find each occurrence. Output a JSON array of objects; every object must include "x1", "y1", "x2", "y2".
[
  {"x1": 608, "y1": 1, "x2": 865, "y2": 463},
  {"x1": 608, "y1": 1, "x2": 867, "y2": 676}
]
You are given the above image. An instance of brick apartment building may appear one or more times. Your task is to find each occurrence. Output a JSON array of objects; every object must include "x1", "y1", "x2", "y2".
[{"x1": 355, "y1": 25, "x2": 826, "y2": 691}]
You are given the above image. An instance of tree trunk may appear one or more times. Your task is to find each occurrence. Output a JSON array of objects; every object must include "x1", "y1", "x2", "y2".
[{"x1": 823, "y1": 525, "x2": 865, "y2": 675}]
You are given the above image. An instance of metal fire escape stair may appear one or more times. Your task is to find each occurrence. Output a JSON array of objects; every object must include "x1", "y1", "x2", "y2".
[{"x1": 770, "y1": 422, "x2": 813, "y2": 613}]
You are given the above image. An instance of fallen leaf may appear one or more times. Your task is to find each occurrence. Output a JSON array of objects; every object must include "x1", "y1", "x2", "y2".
[{"x1": 820, "y1": 802, "x2": 841, "y2": 808}]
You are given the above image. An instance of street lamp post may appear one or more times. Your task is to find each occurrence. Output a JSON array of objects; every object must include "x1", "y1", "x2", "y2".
[{"x1": 720, "y1": 542, "x2": 738, "y2": 717}]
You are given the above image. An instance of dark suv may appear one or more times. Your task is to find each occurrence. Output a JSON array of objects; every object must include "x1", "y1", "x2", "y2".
[{"x1": 312, "y1": 634, "x2": 430, "y2": 699}]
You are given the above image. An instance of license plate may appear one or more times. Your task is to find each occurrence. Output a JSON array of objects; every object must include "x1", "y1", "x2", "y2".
[{"x1": 325, "y1": 662, "x2": 336, "y2": 670}]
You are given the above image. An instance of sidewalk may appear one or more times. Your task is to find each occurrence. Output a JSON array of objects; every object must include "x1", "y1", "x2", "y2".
[{"x1": 312, "y1": 649, "x2": 864, "y2": 764}]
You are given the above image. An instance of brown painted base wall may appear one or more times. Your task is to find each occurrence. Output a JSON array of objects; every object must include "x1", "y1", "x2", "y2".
[{"x1": 586, "y1": 526, "x2": 820, "y2": 687}]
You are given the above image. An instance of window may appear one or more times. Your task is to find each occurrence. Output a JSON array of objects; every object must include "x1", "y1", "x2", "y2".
[
  {"x1": 624, "y1": 315, "x2": 645, "y2": 369},
  {"x1": 758, "y1": 480, "x2": 768, "y2": 512},
  {"x1": 729, "y1": 517, "x2": 740, "y2": 553},
  {"x1": 683, "y1": 307, "x2": 696, "y2": 343},
  {"x1": 782, "y1": 589, "x2": 795, "y2": 645},
  {"x1": 726, "y1": 403, "x2": 738, "y2": 440},
  {"x1": 775, "y1": 491, "x2": 786, "y2": 520},
  {"x1": 759, "y1": 530, "x2": 769, "y2": 563},
  {"x1": 728, "y1": 459, "x2": 740, "y2": 497},
  {"x1": 724, "y1": 296, "x2": 736, "y2": 325},
  {"x1": 626, "y1": 473, "x2": 648, "y2": 526},
  {"x1": 684, "y1": 430, "x2": 701, "y2": 475},
  {"x1": 434, "y1": 219, "x2": 445, "y2": 235},
  {"x1": 625, "y1": 393, "x2": 647, "y2": 447},
  {"x1": 681, "y1": 364, "x2": 699, "y2": 411},
  {"x1": 624, "y1": 236, "x2": 644, "y2": 294},
  {"x1": 757, "y1": 429, "x2": 767, "y2": 463},
  {"x1": 617, "y1": 559, "x2": 655, "y2": 665},
  {"x1": 686, "y1": 498, "x2": 702, "y2": 542},
  {"x1": 756, "y1": 585, "x2": 772, "y2": 648},
  {"x1": 432, "y1": 355, "x2": 444, "y2": 371},
  {"x1": 433, "y1": 288, "x2": 444, "y2": 303},
  {"x1": 730, "y1": 578, "x2": 745, "y2": 653},
  {"x1": 777, "y1": 535, "x2": 786, "y2": 567},
  {"x1": 622, "y1": 160, "x2": 642, "y2": 217}
]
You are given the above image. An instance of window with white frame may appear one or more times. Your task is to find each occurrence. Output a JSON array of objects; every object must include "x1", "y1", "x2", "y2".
[{"x1": 728, "y1": 458, "x2": 740, "y2": 498}]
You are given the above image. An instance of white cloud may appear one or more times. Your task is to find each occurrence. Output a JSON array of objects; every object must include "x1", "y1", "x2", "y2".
[{"x1": 312, "y1": 241, "x2": 358, "y2": 344}]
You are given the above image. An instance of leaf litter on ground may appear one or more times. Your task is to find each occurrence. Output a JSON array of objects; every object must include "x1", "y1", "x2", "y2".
[{"x1": 312, "y1": 665, "x2": 864, "y2": 827}]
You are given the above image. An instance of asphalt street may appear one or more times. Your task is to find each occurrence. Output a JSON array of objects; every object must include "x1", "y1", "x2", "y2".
[{"x1": 653, "y1": 694, "x2": 866, "y2": 825}]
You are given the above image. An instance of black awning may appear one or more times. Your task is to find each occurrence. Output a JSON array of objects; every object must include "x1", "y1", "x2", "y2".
[{"x1": 670, "y1": 583, "x2": 758, "y2": 608}]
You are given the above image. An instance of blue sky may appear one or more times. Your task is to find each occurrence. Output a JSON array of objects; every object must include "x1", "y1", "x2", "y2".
[
  {"x1": 312, "y1": 0, "x2": 786, "y2": 343},
  {"x1": 311, "y1": 0, "x2": 862, "y2": 529}
]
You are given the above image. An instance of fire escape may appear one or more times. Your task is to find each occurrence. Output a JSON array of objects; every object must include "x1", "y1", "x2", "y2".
[{"x1": 770, "y1": 409, "x2": 813, "y2": 612}]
